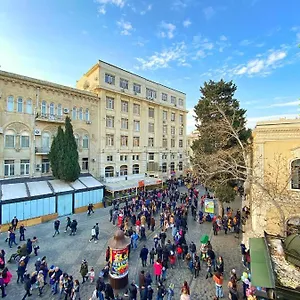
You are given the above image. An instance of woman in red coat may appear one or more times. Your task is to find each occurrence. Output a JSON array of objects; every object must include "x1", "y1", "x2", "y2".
[{"x1": 153, "y1": 259, "x2": 163, "y2": 282}]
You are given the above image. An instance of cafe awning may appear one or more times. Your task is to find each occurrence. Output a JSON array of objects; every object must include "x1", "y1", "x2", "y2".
[{"x1": 249, "y1": 237, "x2": 275, "y2": 288}]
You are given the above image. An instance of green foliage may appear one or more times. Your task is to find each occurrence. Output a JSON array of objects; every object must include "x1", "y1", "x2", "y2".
[
  {"x1": 215, "y1": 184, "x2": 236, "y2": 203},
  {"x1": 48, "y1": 117, "x2": 80, "y2": 182}
]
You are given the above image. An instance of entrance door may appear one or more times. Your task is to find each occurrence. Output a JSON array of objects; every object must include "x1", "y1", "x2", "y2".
[{"x1": 57, "y1": 194, "x2": 73, "y2": 216}]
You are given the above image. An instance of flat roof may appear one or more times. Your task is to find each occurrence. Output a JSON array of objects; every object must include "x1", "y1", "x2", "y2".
[
  {"x1": 97, "y1": 60, "x2": 186, "y2": 95},
  {"x1": 1, "y1": 183, "x2": 28, "y2": 201}
]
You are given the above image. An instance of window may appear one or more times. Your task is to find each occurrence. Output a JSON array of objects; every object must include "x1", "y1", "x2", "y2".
[
  {"x1": 41, "y1": 100, "x2": 47, "y2": 116},
  {"x1": 17, "y1": 97, "x2": 23, "y2": 113},
  {"x1": 42, "y1": 132, "x2": 51, "y2": 151},
  {"x1": 133, "y1": 164, "x2": 139, "y2": 174},
  {"x1": 42, "y1": 158, "x2": 50, "y2": 174},
  {"x1": 5, "y1": 131, "x2": 15, "y2": 148},
  {"x1": 162, "y1": 93, "x2": 168, "y2": 101},
  {"x1": 133, "y1": 104, "x2": 140, "y2": 115},
  {"x1": 171, "y1": 126, "x2": 175, "y2": 135},
  {"x1": 162, "y1": 139, "x2": 167, "y2": 148},
  {"x1": 57, "y1": 104, "x2": 62, "y2": 117},
  {"x1": 148, "y1": 138, "x2": 154, "y2": 147},
  {"x1": 132, "y1": 155, "x2": 139, "y2": 161},
  {"x1": 7, "y1": 96, "x2": 14, "y2": 112},
  {"x1": 21, "y1": 133, "x2": 30, "y2": 148},
  {"x1": 134, "y1": 120, "x2": 140, "y2": 132},
  {"x1": 179, "y1": 140, "x2": 183, "y2": 148},
  {"x1": 107, "y1": 155, "x2": 113, "y2": 162},
  {"x1": 121, "y1": 118, "x2": 128, "y2": 130},
  {"x1": 105, "y1": 73, "x2": 115, "y2": 85},
  {"x1": 170, "y1": 162, "x2": 175, "y2": 172},
  {"x1": 148, "y1": 123, "x2": 154, "y2": 133},
  {"x1": 26, "y1": 99, "x2": 32, "y2": 114},
  {"x1": 171, "y1": 139, "x2": 175, "y2": 147},
  {"x1": 120, "y1": 78, "x2": 128, "y2": 89},
  {"x1": 85, "y1": 108, "x2": 90, "y2": 121},
  {"x1": 162, "y1": 153, "x2": 168, "y2": 160},
  {"x1": 148, "y1": 107, "x2": 155, "y2": 118},
  {"x1": 291, "y1": 159, "x2": 300, "y2": 189},
  {"x1": 133, "y1": 83, "x2": 141, "y2": 93},
  {"x1": 120, "y1": 165, "x2": 128, "y2": 176},
  {"x1": 20, "y1": 159, "x2": 30, "y2": 175},
  {"x1": 171, "y1": 96, "x2": 176, "y2": 105},
  {"x1": 178, "y1": 161, "x2": 183, "y2": 171},
  {"x1": 4, "y1": 160, "x2": 15, "y2": 176},
  {"x1": 179, "y1": 98, "x2": 184, "y2": 106},
  {"x1": 120, "y1": 155, "x2": 128, "y2": 161},
  {"x1": 133, "y1": 137, "x2": 140, "y2": 147},
  {"x1": 146, "y1": 88, "x2": 157, "y2": 99},
  {"x1": 179, "y1": 153, "x2": 183, "y2": 159},
  {"x1": 83, "y1": 135, "x2": 89, "y2": 149},
  {"x1": 72, "y1": 107, "x2": 77, "y2": 120},
  {"x1": 120, "y1": 135, "x2": 128, "y2": 147},
  {"x1": 106, "y1": 116, "x2": 114, "y2": 128},
  {"x1": 106, "y1": 97, "x2": 115, "y2": 109},
  {"x1": 179, "y1": 127, "x2": 184, "y2": 136},
  {"x1": 49, "y1": 103, "x2": 55, "y2": 116},
  {"x1": 162, "y1": 162, "x2": 167, "y2": 173},
  {"x1": 171, "y1": 153, "x2": 175, "y2": 159},
  {"x1": 78, "y1": 108, "x2": 83, "y2": 120},
  {"x1": 121, "y1": 101, "x2": 128, "y2": 113},
  {"x1": 148, "y1": 152, "x2": 155, "y2": 160},
  {"x1": 179, "y1": 114, "x2": 184, "y2": 124},
  {"x1": 82, "y1": 158, "x2": 89, "y2": 171},
  {"x1": 106, "y1": 135, "x2": 114, "y2": 146},
  {"x1": 171, "y1": 112, "x2": 175, "y2": 121},
  {"x1": 105, "y1": 166, "x2": 114, "y2": 177},
  {"x1": 163, "y1": 111, "x2": 167, "y2": 120},
  {"x1": 163, "y1": 125, "x2": 167, "y2": 135},
  {"x1": 74, "y1": 134, "x2": 79, "y2": 147}
]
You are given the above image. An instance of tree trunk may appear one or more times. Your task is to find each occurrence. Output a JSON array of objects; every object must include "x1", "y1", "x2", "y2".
[{"x1": 217, "y1": 199, "x2": 224, "y2": 217}]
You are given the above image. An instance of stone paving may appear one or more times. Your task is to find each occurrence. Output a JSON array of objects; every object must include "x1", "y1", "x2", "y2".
[{"x1": 1, "y1": 186, "x2": 243, "y2": 299}]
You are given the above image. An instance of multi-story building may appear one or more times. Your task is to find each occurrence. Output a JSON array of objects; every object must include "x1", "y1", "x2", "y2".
[
  {"x1": 0, "y1": 60, "x2": 187, "y2": 182},
  {"x1": 186, "y1": 129, "x2": 200, "y2": 171}
]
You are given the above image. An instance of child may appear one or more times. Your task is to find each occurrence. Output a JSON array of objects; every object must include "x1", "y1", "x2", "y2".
[{"x1": 89, "y1": 267, "x2": 95, "y2": 283}]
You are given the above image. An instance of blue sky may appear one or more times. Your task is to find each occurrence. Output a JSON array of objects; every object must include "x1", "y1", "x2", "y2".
[{"x1": 1, "y1": 0, "x2": 300, "y2": 132}]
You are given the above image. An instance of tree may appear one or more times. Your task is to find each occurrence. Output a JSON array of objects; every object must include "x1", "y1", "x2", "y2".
[{"x1": 214, "y1": 184, "x2": 236, "y2": 216}]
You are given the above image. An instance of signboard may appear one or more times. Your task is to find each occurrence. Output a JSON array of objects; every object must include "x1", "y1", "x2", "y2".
[
  {"x1": 204, "y1": 199, "x2": 214, "y2": 214},
  {"x1": 110, "y1": 248, "x2": 129, "y2": 278}
]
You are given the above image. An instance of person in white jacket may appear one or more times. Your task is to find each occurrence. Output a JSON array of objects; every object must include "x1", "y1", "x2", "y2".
[{"x1": 89, "y1": 226, "x2": 97, "y2": 243}]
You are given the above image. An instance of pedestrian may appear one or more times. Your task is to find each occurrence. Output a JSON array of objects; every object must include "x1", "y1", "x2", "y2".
[
  {"x1": 70, "y1": 219, "x2": 78, "y2": 236},
  {"x1": 206, "y1": 257, "x2": 213, "y2": 279},
  {"x1": 216, "y1": 256, "x2": 224, "y2": 274},
  {"x1": 138, "y1": 270, "x2": 145, "y2": 290},
  {"x1": 8, "y1": 231, "x2": 17, "y2": 248},
  {"x1": 213, "y1": 271, "x2": 224, "y2": 299},
  {"x1": 127, "y1": 280, "x2": 138, "y2": 300},
  {"x1": 95, "y1": 223, "x2": 100, "y2": 240},
  {"x1": 37, "y1": 270, "x2": 45, "y2": 296},
  {"x1": 104, "y1": 283, "x2": 114, "y2": 299},
  {"x1": 181, "y1": 281, "x2": 190, "y2": 295},
  {"x1": 0, "y1": 272, "x2": 7, "y2": 298},
  {"x1": 21, "y1": 274, "x2": 32, "y2": 300},
  {"x1": 65, "y1": 217, "x2": 71, "y2": 233},
  {"x1": 32, "y1": 236, "x2": 39, "y2": 256},
  {"x1": 194, "y1": 255, "x2": 201, "y2": 278},
  {"x1": 19, "y1": 224, "x2": 26, "y2": 241},
  {"x1": 80, "y1": 260, "x2": 88, "y2": 283},
  {"x1": 11, "y1": 216, "x2": 18, "y2": 231},
  {"x1": 180, "y1": 288, "x2": 190, "y2": 300},
  {"x1": 153, "y1": 259, "x2": 163, "y2": 282},
  {"x1": 89, "y1": 226, "x2": 97, "y2": 243},
  {"x1": 72, "y1": 279, "x2": 81, "y2": 300},
  {"x1": 140, "y1": 245, "x2": 149, "y2": 267},
  {"x1": 89, "y1": 267, "x2": 95, "y2": 283},
  {"x1": 17, "y1": 260, "x2": 26, "y2": 283},
  {"x1": 167, "y1": 283, "x2": 175, "y2": 300},
  {"x1": 149, "y1": 248, "x2": 155, "y2": 265},
  {"x1": 105, "y1": 246, "x2": 110, "y2": 262},
  {"x1": 147, "y1": 284, "x2": 154, "y2": 300},
  {"x1": 26, "y1": 238, "x2": 32, "y2": 256},
  {"x1": 53, "y1": 219, "x2": 60, "y2": 237},
  {"x1": 87, "y1": 203, "x2": 94, "y2": 216}
]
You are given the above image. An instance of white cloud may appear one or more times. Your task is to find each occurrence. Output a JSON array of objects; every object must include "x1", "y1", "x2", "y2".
[
  {"x1": 159, "y1": 22, "x2": 176, "y2": 39},
  {"x1": 239, "y1": 39, "x2": 252, "y2": 46},
  {"x1": 203, "y1": 6, "x2": 215, "y2": 20},
  {"x1": 140, "y1": 4, "x2": 152, "y2": 15},
  {"x1": 97, "y1": 6, "x2": 106, "y2": 14},
  {"x1": 233, "y1": 50, "x2": 244, "y2": 56},
  {"x1": 183, "y1": 19, "x2": 192, "y2": 28},
  {"x1": 172, "y1": 0, "x2": 188, "y2": 10},
  {"x1": 216, "y1": 37, "x2": 231, "y2": 52},
  {"x1": 256, "y1": 43, "x2": 265, "y2": 47},
  {"x1": 135, "y1": 42, "x2": 187, "y2": 70},
  {"x1": 95, "y1": 0, "x2": 125, "y2": 14},
  {"x1": 268, "y1": 100, "x2": 300, "y2": 108},
  {"x1": 266, "y1": 50, "x2": 287, "y2": 65},
  {"x1": 220, "y1": 35, "x2": 227, "y2": 41},
  {"x1": 117, "y1": 19, "x2": 134, "y2": 35},
  {"x1": 247, "y1": 114, "x2": 300, "y2": 128}
]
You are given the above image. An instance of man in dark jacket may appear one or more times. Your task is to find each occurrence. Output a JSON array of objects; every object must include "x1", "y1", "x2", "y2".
[
  {"x1": 21, "y1": 274, "x2": 32, "y2": 299},
  {"x1": 52, "y1": 267, "x2": 62, "y2": 295},
  {"x1": 128, "y1": 281, "x2": 137, "y2": 300},
  {"x1": 19, "y1": 224, "x2": 26, "y2": 241},
  {"x1": 140, "y1": 246, "x2": 149, "y2": 267},
  {"x1": 53, "y1": 220, "x2": 60, "y2": 237}
]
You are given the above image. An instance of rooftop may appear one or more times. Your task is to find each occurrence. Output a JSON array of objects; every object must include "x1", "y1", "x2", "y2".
[{"x1": 255, "y1": 118, "x2": 300, "y2": 127}]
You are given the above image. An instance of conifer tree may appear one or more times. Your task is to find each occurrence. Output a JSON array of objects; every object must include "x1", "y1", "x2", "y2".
[{"x1": 49, "y1": 126, "x2": 64, "y2": 179}]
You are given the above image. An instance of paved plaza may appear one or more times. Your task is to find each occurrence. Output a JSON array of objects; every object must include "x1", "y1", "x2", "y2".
[{"x1": 1, "y1": 185, "x2": 243, "y2": 299}]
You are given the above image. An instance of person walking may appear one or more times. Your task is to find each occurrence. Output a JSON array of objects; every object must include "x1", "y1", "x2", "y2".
[
  {"x1": 0, "y1": 272, "x2": 7, "y2": 298},
  {"x1": 8, "y1": 231, "x2": 17, "y2": 248},
  {"x1": 80, "y1": 260, "x2": 88, "y2": 284},
  {"x1": 71, "y1": 279, "x2": 81, "y2": 299},
  {"x1": 53, "y1": 220, "x2": 60, "y2": 237},
  {"x1": 64, "y1": 217, "x2": 71, "y2": 233},
  {"x1": 140, "y1": 245, "x2": 149, "y2": 267},
  {"x1": 213, "y1": 271, "x2": 224, "y2": 299},
  {"x1": 11, "y1": 216, "x2": 18, "y2": 231},
  {"x1": 21, "y1": 274, "x2": 32, "y2": 300},
  {"x1": 32, "y1": 236, "x2": 39, "y2": 256},
  {"x1": 89, "y1": 226, "x2": 97, "y2": 243},
  {"x1": 37, "y1": 270, "x2": 45, "y2": 296},
  {"x1": 153, "y1": 259, "x2": 163, "y2": 283},
  {"x1": 194, "y1": 255, "x2": 201, "y2": 278},
  {"x1": 19, "y1": 224, "x2": 26, "y2": 241},
  {"x1": 95, "y1": 223, "x2": 100, "y2": 240}
]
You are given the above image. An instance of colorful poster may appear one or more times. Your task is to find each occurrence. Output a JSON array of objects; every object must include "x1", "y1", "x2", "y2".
[
  {"x1": 204, "y1": 199, "x2": 214, "y2": 214},
  {"x1": 110, "y1": 248, "x2": 129, "y2": 278}
]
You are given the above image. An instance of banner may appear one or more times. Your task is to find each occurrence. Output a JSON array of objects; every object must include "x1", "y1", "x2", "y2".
[
  {"x1": 110, "y1": 248, "x2": 129, "y2": 278},
  {"x1": 204, "y1": 199, "x2": 214, "y2": 214}
]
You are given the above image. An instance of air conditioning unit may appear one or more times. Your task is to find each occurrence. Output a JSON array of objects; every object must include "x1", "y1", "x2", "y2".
[
  {"x1": 86, "y1": 121, "x2": 92, "y2": 125},
  {"x1": 34, "y1": 129, "x2": 41, "y2": 136},
  {"x1": 63, "y1": 108, "x2": 69, "y2": 114},
  {"x1": 0, "y1": 127, "x2": 3, "y2": 134},
  {"x1": 147, "y1": 96, "x2": 153, "y2": 100},
  {"x1": 35, "y1": 164, "x2": 41, "y2": 171}
]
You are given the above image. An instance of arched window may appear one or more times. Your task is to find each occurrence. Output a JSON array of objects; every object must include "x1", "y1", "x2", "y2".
[
  {"x1": 4, "y1": 130, "x2": 15, "y2": 148},
  {"x1": 17, "y1": 97, "x2": 23, "y2": 113},
  {"x1": 105, "y1": 166, "x2": 114, "y2": 178},
  {"x1": 74, "y1": 134, "x2": 79, "y2": 148},
  {"x1": 72, "y1": 107, "x2": 77, "y2": 120},
  {"x1": 49, "y1": 103, "x2": 55, "y2": 116},
  {"x1": 26, "y1": 99, "x2": 32, "y2": 114},
  {"x1": 85, "y1": 108, "x2": 90, "y2": 121},
  {"x1": 291, "y1": 159, "x2": 300, "y2": 189},
  {"x1": 82, "y1": 135, "x2": 89, "y2": 149},
  {"x1": 120, "y1": 165, "x2": 128, "y2": 176},
  {"x1": 133, "y1": 164, "x2": 139, "y2": 174},
  {"x1": 178, "y1": 161, "x2": 183, "y2": 171},
  {"x1": 7, "y1": 96, "x2": 14, "y2": 112},
  {"x1": 162, "y1": 162, "x2": 167, "y2": 173},
  {"x1": 42, "y1": 132, "x2": 50, "y2": 151},
  {"x1": 57, "y1": 104, "x2": 62, "y2": 117},
  {"x1": 78, "y1": 108, "x2": 83, "y2": 120},
  {"x1": 41, "y1": 100, "x2": 47, "y2": 116},
  {"x1": 20, "y1": 132, "x2": 30, "y2": 148},
  {"x1": 170, "y1": 162, "x2": 175, "y2": 172}
]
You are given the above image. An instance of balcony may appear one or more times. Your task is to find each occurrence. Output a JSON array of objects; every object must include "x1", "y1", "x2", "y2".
[
  {"x1": 35, "y1": 147, "x2": 50, "y2": 155},
  {"x1": 36, "y1": 113, "x2": 65, "y2": 123}
]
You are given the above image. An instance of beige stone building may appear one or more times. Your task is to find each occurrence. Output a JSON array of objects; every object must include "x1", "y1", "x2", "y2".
[
  {"x1": 0, "y1": 60, "x2": 187, "y2": 182},
  {"x1": 186, "y1": 130, "x2": 200, "y2": 171},
  {"x1": 249, "y1": 118, "x2": 300, "y2": 237}
]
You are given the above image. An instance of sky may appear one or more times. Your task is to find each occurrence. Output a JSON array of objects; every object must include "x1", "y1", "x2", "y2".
[{"x1": 0, "y1": 0, "x2": 300, "y2": 133}]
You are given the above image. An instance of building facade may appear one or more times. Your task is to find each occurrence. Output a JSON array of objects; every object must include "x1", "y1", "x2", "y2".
[
  {"x1": 250, "y1": 118, "x2": 300, "y2": 237},
  {"x1": 0, "y1": 60, "x2": 187, "y2": 181},
  {"x1": 186, "y1": 129, "x2": 200, "y2": 171}
]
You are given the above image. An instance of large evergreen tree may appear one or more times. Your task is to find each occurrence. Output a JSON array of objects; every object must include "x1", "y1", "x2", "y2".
[{"x1": 192, "y1": 79, "x2": 251, "y2": 204}]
